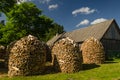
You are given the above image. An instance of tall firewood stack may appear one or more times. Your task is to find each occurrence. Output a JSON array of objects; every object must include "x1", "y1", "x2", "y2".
[
  {"x1": 81, "y1": 37, "x2": 105, "y2": 64},
  {"x1": 0, "y1": 45, "x2": 5, "y2": 59},
  {"x1": 52, "y1": 37, "x2": 82, "y2": 73},
  {"x1": 8, "y1": 35, "x2": 46, "y2": 77}
]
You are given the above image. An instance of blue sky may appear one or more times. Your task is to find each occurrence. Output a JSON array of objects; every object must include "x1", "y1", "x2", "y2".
[{"x1": 1, "y1": 0, "x2": 120, "y2": 31}]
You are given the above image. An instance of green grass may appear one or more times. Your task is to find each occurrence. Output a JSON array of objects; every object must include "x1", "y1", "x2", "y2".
[{"x1": 0, "y1": 59, "x2": 120, "y2": 80}]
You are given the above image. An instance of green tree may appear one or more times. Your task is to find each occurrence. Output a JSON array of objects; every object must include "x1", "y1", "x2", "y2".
[
  {"x1": 38, "y1": 15, "x2": 64, "y2": 41},
  {"x1": 0, "y1": 0, "x2": 16, "y2": 14},
  {"x1": 0, "y1": 2, "x2": 64, "y2": 46},
  {"x1": 0, "y1": 2, "x2": 42, "y2": 45},
  {"x1": 45, "y1": 23, "x2": 64, "y2": 41},
  {"x1": 0, "y1": 23, "x2": 4, "y2": 38},
  {"x1": 0, "y1": 22, "x2": 27, "y2": 45},
  {"x1": 7, "y1": 2, "x2": 42, "y2": 34}
]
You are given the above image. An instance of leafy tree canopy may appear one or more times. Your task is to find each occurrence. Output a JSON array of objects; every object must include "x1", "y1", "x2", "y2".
[
  {"x1": 0, "y1": 2, "x2": 64, "y2": 46},
  {"x1": 0, "y1": 0, "x2": 16, "y2": 13}
]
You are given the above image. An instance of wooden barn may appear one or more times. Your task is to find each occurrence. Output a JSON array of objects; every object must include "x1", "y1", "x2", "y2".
[{"x1": 47, "y1": 19, "x2": 120, "y2": 59}]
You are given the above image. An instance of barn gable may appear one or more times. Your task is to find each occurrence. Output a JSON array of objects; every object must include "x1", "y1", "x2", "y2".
[
  {"x1": 100, "y1": 20, "x2": 120, "y2": 58},
  {"x1": 102, "y1": 20, "x2": 120, "y2": 40}
]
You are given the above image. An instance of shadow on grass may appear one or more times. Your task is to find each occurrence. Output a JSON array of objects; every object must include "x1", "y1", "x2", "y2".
[
  {"x1": 42, "y1": 62, "x2": 59, "y2": 75},
  {"x1": 43, "y1": 65, "x2": 56, "y2": 75},
  {"x1": 104, "y1": 61, "x2": 118, "y2": 64},
  {"x1": 104, "y1": 58, "x2": 119, "y2": 64},
  {"x1": 82, "y1": 63, "x2": 100, "y2": 70}
]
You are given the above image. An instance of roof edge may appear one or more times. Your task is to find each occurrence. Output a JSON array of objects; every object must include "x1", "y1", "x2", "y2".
[{"x1": 100, "y1": 19, "x2": 117, "y2": 40}]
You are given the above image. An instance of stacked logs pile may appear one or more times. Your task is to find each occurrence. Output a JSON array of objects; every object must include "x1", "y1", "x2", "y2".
[
  {"x1": 0, "y1": 45, "x2": 5, "y2": 59},
  {"x1": 8, "y1": 35, "x2": 46, "y2": 77},
  {"x1": 52, "y1": 37, "x2": 82, "y2": 73},
  {"x1": 81, "y1": 37, "x2": 105, "y2": 64}
]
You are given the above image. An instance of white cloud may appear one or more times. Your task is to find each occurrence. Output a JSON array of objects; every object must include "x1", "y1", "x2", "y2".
[
  {"x1": 17, "y1": 0, "x2": 32, "y2": 4},
  {"x1": 72, "y1": 7, "x2": 96, "y2": 16},
  {"x1": 76, "y1": 19, "x2": 90, "y2": 27},
  {"x1": 91, "y1": 18, "x2": 107, "y2": 25},
  {"x1": 17, "y1": 0, "x2": 51, "y2": 4},
  {"x1": 48, "y1": 4, "x2": 58, "y2": 10},
  {"x1": 39, "y1": 0, "x2": 51, "y2": 4}
]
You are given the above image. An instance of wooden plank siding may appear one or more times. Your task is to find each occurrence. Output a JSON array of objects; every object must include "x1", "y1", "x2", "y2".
[
  {"x1": 103, "y1": 22, "x2": 120, "y2": 40},
  {"x1": 101, "y1": 39, "x2": 120, "y2": 51},
  {"x1": 101, "y1": 39, "x2": 120, "y2": 59}
]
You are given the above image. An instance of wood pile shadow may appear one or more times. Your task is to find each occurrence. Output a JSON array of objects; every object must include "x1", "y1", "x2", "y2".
[
  {"x1": 0, "y1": 60, "x2": 8, "y2": 77},
  {"x1": 82, "y1": 63, "x2": 100, "y2": 70},
  {"x1": 104, "y1": 60, "x2": 118, "y2": 64}
]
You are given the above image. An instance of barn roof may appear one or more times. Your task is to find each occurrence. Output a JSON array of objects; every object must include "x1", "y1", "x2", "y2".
[
  {"x1": 47, "y1": 19, "x2": 117, "y2": 46},
  {"x1": 63, "y1": 19, "x2": 115, "y2": 42},
  {"x1": 46, "y1": 32, "x2": 65, "y2": 47}
]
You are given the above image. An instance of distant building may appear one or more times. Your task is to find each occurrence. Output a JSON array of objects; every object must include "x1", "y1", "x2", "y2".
[{"x1": 47, "y1": 19, "x2": 120, "y2": 59}]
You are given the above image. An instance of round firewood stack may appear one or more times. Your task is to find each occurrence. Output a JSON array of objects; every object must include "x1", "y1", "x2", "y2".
[
  {"x1": 81, "y1": 37, "x2": 105, "y2": 64},
  {"x1": 0, "y1": 45, "x2": 5, "y2": 59},
  {"x1": 52, "y1": 37, "x2": 82, "y2": 73},
  {"x1": 8, "y1": 35, "x2": 46, "y2": 77}
]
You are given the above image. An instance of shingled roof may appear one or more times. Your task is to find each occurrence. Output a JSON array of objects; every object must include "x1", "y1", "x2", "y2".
[
  {"x1": 47, "y1": 19, "x2": 116, "y2": 46},
  {"x1": 63, "y1": 19, "x2": 115, "y2": 42}
]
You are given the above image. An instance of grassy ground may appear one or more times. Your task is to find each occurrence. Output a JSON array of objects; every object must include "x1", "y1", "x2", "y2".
[{"x1": 0, "y1": 59, "x2": 120, "y2": 80}]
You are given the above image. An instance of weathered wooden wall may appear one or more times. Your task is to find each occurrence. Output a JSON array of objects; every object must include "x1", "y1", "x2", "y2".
[
  {"x1": 101, "y1": 39, "x2": 120, "y2": 59},
  {"x1": 103, "y1": 22, "x2": 120, "y2": 40},
  {"x1": 101, "y1": 22, "x2": 120, "y2": 59},
  {"x1": 101, "y1": 39, "x2": 120, "y2": 51}
]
